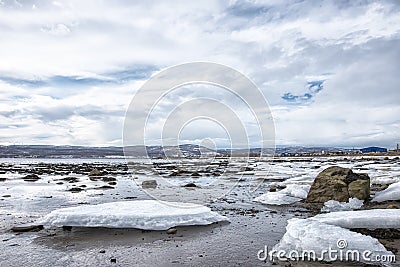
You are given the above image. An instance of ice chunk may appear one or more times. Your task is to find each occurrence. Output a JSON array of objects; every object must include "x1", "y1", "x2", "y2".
[
  {"x1": 253, "y1": 184, "x2": 310, "y2": 205},
  {"x1": 254, "y1": 192, "x2": 301, "y2": 205},
  {"x1": 280, "y1": 184, "x2": 311, "y2": 199},
  {"x1": 372, "y1": 182, "x2": 400, "y2": 202},
  {"x1": 38, "y1": 200, "x2": 228, "y2": 230},
  {"x1": 321, "y1": 198, "x2": 364, "y2": 213},
  {"x1": 272, "y1": 218, "x2": 394, "y2": 266},
  {"x1": 312, "y1": 209, "x2": 400, "y2": 229}
]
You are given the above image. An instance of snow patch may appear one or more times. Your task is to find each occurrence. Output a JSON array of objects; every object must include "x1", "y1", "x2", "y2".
[
  {"x1": 321, "y1": 198, "x2": 364, "y2": 213},
  {"x1": 38, "y1": 200, "x2": 228, "y2": 230},
  {"x1": 312, "y1": 209, "x2": 400, "y2": 229},
  {"x1": 372, "y1": 182, "x2": 400, "y2": 202},
  {"x1": 254, "y1": 184, "x2": 310, "y2": 205},
  {"x1": 254, "y1": 192, "x2": 301, "y2": 205}
]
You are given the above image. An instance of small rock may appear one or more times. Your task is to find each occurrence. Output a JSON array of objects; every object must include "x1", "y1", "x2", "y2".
[
  {"x1": 166, "y1": 228, "x2": 177, "y2": 234},
  {"x1": 68, "y1": 187, "x2": 84, "y2": 193},
  {"x1": 2, "y1": 195, "x2": 11, "y2": 198},
  {"x1": 102, "y1": 177, "x2": 116, "y2": 182},
  {"x1": 0, "y1": 178, "x2": 6, "y2": 182},
  {"x1": 23, "y1": 174, "x2": 40, "y2": 182},
  {"x1": 97, "y1": 185, "x2": 115, "y2": 190},
  {"x1": 387, "y1": 204, "x2": 399, "y2": 209},
  {"x1": 88, "y1": 169, "x2": 102, "y2": 176},
  {"x1": 380, "y1": 184, "x2": 389, "y2": 191},
  {"x1": 99, "y1": 250, "x2": 106, "y2": 253},
  {"x1": 110, "y1": 258, "x2": 116, "y2": 263},
  {"x1": 269, "y1": 185, "x2": 277, "y2": 192},
  {"x1": 11, "y1": 225, "x2": 43, "y2": 232},
  {"x1": 142, "y1": 180, "x2": 157, "y2": 189},
  {"x1": 183, "y1": 183, "x2": 197, "y2": 188},
  {"x1": 108, "y1": 181, "x2": 117, "y2": 186},
  {"x1": 62, "y1": 177, "x2": 79, "y2": 183}
]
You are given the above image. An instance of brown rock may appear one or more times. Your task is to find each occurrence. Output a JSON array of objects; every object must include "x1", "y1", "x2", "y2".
[
  {"x1": 142, "y1": 180, "x2": 157, "y2": 189},
  {"x1": 306, "y1": 166, "x2": 370, "y2": 203}
]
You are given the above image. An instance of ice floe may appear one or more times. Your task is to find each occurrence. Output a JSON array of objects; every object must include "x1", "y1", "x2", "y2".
[
  {"x1": 372, "y1": 182, "x2": 400, "y2": 202},
  {"x1": 254, "y1": 184, "x2": 310, "y2": 205},
  {"x1": 312, "y1": 209, "x2": 400, "y2": 229},
  {"x1": 271, "y1": 218, "x2": 394, "y2": 266},
  {"x1": 321, "y1": 198, "x2": 364, "y2": 213},
  {"x1": 254, "y1": 192, "x2": 301, "y2": 205},
  {"x1": 38, "y1": 200, "x2": 228, "y2": 230}
]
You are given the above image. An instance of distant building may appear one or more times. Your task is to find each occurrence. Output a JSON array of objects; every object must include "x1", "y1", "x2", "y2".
[{"x1": 360, "y1": 147, "x2": 387, "y2": 153}]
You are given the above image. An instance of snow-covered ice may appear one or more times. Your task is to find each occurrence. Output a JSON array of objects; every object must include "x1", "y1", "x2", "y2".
[
  {"x1": 254, "y1": 192, "x2": 301, "y2": 205},
  {"x1": 272, "y1": 218, "x2": 394, "y2": 266},
  {"x1": 280, "y1": 184, "x2": 311, "y2": 199},
  {"x1": 372, "y1": 182, "x2": 400, "y2": 202},
  {"x1": 321, "y1": 198, "x2": 364, "y2": 213},
  {"x1": 254, "y1": 184, "x2": 310, "y2": 205},
  {"x1": 38, "y1": 200, "x2": 228, "y2": 230},
  {"x1": 312, "y1": 209, "x2": 400, "y2": 229}
]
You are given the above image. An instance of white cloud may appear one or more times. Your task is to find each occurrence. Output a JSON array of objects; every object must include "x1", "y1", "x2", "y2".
[{"x1": 0, "y1": 0, "x2": 399, "y2": 148}]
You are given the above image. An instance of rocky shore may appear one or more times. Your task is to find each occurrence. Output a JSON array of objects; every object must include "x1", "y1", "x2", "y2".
[{"x1": 0, "y1": 156, "x2": 399, "y2": 266}]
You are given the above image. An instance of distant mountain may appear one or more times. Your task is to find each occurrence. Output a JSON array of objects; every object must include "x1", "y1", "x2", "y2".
[{"x1": 0, "y1": 144, "x2": 363, "y2": 158}]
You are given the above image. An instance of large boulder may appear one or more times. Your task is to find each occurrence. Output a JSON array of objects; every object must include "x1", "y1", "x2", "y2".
[{"x1": 306, "y1": 166, "x2": 370, "y2": 203}]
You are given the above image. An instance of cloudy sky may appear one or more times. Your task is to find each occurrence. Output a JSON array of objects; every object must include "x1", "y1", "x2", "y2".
[{"x1": 0, "y1": 0, "x2": 399, "y2": 148}]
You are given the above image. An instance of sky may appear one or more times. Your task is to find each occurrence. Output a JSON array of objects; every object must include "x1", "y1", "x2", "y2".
[{"x1": 0, "y1": 0, "x2": 399, "y2": 148}]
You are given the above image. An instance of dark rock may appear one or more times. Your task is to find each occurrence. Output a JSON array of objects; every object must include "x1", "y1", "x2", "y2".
[
  {"x1": 110, "y1": 258, "x2": 116, "y2": 263},
  {"x1": 183, "y1": 183, "x2": 197, "y2": 188},
  {"x1": 99, "y1": 250, "x2": 106, "y2": 253},
  {"x1": 269, "y1": 185, "x2": 277, "y2": 192},
  {"x1": 23, "y1": 174, "x2": 40, "y2": 182},
  {"x1": 306, "y1": 166, "x2": 370, "y2": 203},
  {"x1": 0, "y1": 178, "x2": 6, "y2": 182},
  {"x1": 68, "y1": 187, "x2": 84, "y2": 192},
  {"x1": 102, "y1": 177, "x2": 116, "y2": 182},
  {"x1": 97, "y1": 185, "x2": 114, "y2": 190},
  {"x1": 142, "y1": 180, "x2": 157, "y2": 189},
  {"x1": 108, "y1": 181, "x2": 117, "y2": 186},
  {"x1": 62, "y1": 226, "x2": 72, "y2": 231},
  {"x1": 11, "y1": 224, "x2": 43, "y2": 232},
  {"x1": 166, "y1": 228, "x2": 177, "y2": 234},
  {"x1": 62, "y1": 177, "x2": 79, "y2": 183},
  {"x1": 191, "y1": 172, "x2": 200, "y2": 177},
  {"x1": 2, "y1": 195, "x2": 11, "y2": 198}
]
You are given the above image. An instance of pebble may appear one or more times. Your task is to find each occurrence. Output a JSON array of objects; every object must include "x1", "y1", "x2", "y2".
[{"x1": 167, "y1": 228, "x2": 177, "y2": 234}]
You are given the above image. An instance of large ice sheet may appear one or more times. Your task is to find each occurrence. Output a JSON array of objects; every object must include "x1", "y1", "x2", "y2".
[
  {"x1": 38, "y1": 200, "x2": 228, "y2": 230},
  {"x1": 372, "y1": 182, "x2": 400, "y2": 202},
  {"x1": 312, "y1": 209, "x2": 400, "y2": 229},
  {"x1": 272, "y1": 218, "x2": 394, "y2": 266},
  {"x1": 321, "y1": 198, "x2": 364, "y2": 213}
]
